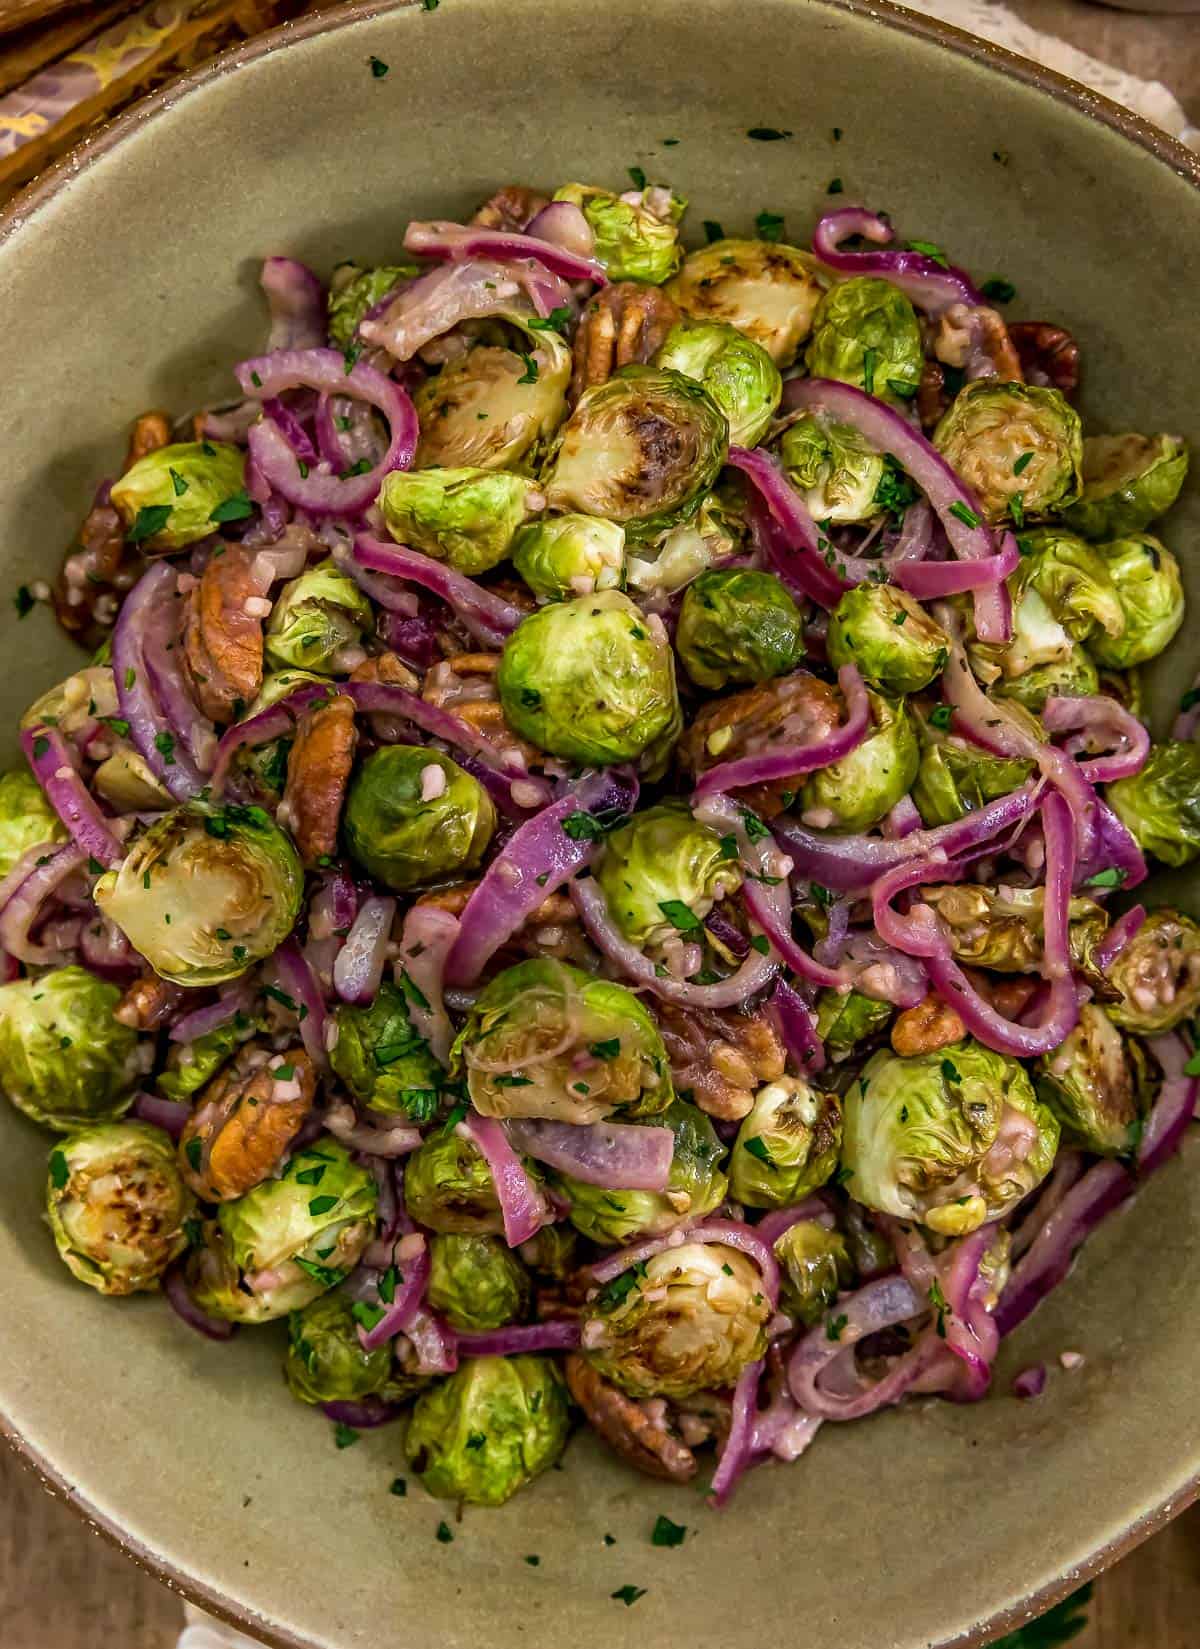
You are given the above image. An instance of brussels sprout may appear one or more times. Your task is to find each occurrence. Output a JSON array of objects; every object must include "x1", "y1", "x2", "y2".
[
  {"x1": 405, "y1": 1354, "x2": 569, "y2": 1506},
  {"x1": 554, "y1": 182, "x2": 684, "y2": 283},
  {"x1": 624, "y1": 491, "x2": 743, "y2": 597},
  {"x1": 1107, "y1": 742, "x2": 1200, "y2": 869},
  {"x1": 284, "y1": 1289, "x2": 397, "y2": 1405},
  {"x1": 543, "y1": 367, "x2": 728, "y2": 538},
  {"x1": 595, "y1": 802, "x2": 742, "y2": 951},
  {"x1": 933, "y1": 382, "x2": 1083, "y2": 524},
  {"x1": 327, "y1": 260, "x2": 417, "y2": 348},
  {"x1": 109, "y1": 441, "x2": 247, "y2": 553},
  {"x1": 815, "y1": 989, "x2": 894, "y2": 1054},
  {"x1": 773, "y1": 1221, "x2": 853, "y2": 1325},
  {"x1": 1062, "y1": 433, "x2": 1188, "y2": 540},
  {"x1": 666, "y1": 239, "x2": 826, "y2": 367},
  {"x1": 511, "y1": 514, "x2": 626, "y2": 602},
  {"x1": 414, "y1": 336, "x2": 571, "y2": 472},
  {"x1": 655, "y1": 318, "x2": 782, "y2": 447},
  {"x1": 558, "y1": 1098, "x2": 727, "y2": 1244},
  {"x1": 95, "y1": 803, "x2": 303, "y2": 986},
  {"x1": 21, "y1": 664, "x2": 117, "y2": 738},
  {"x1": 728, "y1": 1076, "x2": 842, "y2": 1207},
  {"x1": 1035, "y1": 1004, "x2": 1143, "y2": 1156},
  {"x1": 92, "y1": 747, "x2": 173, "y2": 813},
  {"x1": 264, "y1": 560, "x2": 372, "y2": 676},
  {"x1": 329, "y1": 979, "x2": 442, "y2": 1118},
  {"x1": 1012, "y1": 527, "x2": 1125, "y2": 646},
  {"x1": 1087, "y1": 534, "x2": 1184, "y2": 669},
  {"x1": 378, "y1": 468, "x2": 540, "y2": 577},
  {"x1": 911, "y1": 715, "x2": 1035, "y2": 828},
  {"x1": 46, "y1": 1121, "x2": 194, "y2": 1295},
  {"x1": 797, "y1": 691, "x2": 919, "y2": 832},
  {"x1": 991, "y1": 643, "x2": 1100, "y2": 714},
  {"x1": 0, "y1": 766, "x2": 66, "y2": 876},
  {"x1": 779, "y1": 415, "x2": 887, "y2": 524},
  {"x1": 235, "y1": 669, "x2": 327, "y2": 796},
  {"x1": 518, "y1": 1222, "x2": 578, "y2": 1281},
  {"x1": 582, "y1": 1241, "x2": 771, "y2": 1400},
  {"x1": 404, "y1": 1126, "x2": 508, "y2": 1235},
  {"x1": 452, "y1": 957, "x2": 673, "y2": 1124},
  {"x1": 966, "y1": 579, "x2": 1086, "y2": 691},
  {"x1": 805, "y1": 277, "x2": 923, "y2": 403},
  {"x1": 157, "y1": 1013, "x2": 255, "y2": 1105},
  {"x1": 0, "y1": 967, "x2": 138, "y2": 1131},
  {"x1": 496, "y1": 590, "x2": 681, "y2": 775},
  {"x1": 426, "y1": 1233, "x2": 531, "y2": 1332},
  {"x1": 841, "y1": 1040, "x2": 1060, "y2": 1235},
  {"x1": 919, "y1": 884, "x2": 1107, "y2": 977},
  {"x1": 343, "y1": 747, "x2": 494, "y2": 893},
  {"x1": 1105, "y1": 908, "x2": 1200, "y2": 1034},
  {"x1": 826, "y1": 583, "x2": 950, "y2": 694},
  {"x1": 675, "y1": 569, "x2": 802, "y2": 691}
]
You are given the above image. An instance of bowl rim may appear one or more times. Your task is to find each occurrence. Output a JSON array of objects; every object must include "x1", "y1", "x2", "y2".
[{"x1": 1, "y1": 1, "x2": 1198, "y2": 1644}]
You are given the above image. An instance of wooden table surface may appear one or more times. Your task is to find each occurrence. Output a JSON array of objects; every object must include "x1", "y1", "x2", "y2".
[{"x1": 2, "y1": 4, "x2": 1199, "y2": 1646}]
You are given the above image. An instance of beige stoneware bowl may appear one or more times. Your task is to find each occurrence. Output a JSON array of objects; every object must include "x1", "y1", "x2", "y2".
[{"x1": 1, "y1": 2, "x2": 1198, "y2": 1645}]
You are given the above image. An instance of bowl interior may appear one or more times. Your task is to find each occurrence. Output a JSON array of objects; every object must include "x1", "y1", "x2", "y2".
[{"x1": 1, "y1": 3, "x2": 1198, "y2": 1646}]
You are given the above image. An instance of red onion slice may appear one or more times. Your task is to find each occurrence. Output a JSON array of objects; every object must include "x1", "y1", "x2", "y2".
[
  {"x1": 694, "y1": 663, "x2": 870, "y2": 799},
  {"x1": 319, "y1": 1398, "x2": 404, "y2": 1429},
  {"x1": 709, "y1": 1357, "x2": 765, "y2": 1507},
  {"x1": 1041, "y1": 693, "x2": 1151, "y2": 784},
  {"x1": 358, "y1": 1234, "x2": 431, "y2": 1351},
  {"x1": 324, "y1": 1103, "x2": 423, "y2": 1158},
  {"x1": 404, "y1": 1307, "x2": 459, "y2": 1374},
  {"x1": 994, "y1": 1160, "x2": 1132, "y2": 1337},
  {"x1": 351, "y1": 536, "x2": 524, "y2": 646},
  {"x1": 164, "y1": 1264, "x2": 237, "y2": 1341},
  {"x1": 730, "y1": 448, "x2": 848, "y2": 609},
  {"x1": 589, "y1": 1219, "x2": 780, "y2": 1307},
  {"x1": 812, "y1": 208, "x2": 984, "y2": 313},
  {"x1": 753, "y1": 1198, "x2": 835, "y2": 1248},
  {"x1": 333, "y1": 895, "x2": 396, "y2": 1005},
  {"x1": 892, "y1": 533, "x2": 1019, "y2": 598},
  {"x1": 454, "y1": 1321, "x2": 582, "y2": 1357},
  {"x1": 404, "y1": 219, "x2": 605, "y2": 285},
  {"x1": 273, "y1": 939, "x2": 330, "y2": 1070},
  {"x1": 787, "y1": 1274, "x2": 941, "y2": 1420},
  {"x1": 768, "y1": 978, "x2": 826, "y2": 1074},
  {"x1": 113, "y1": 562, "x2": 207, "y2": 801},
  {"x1": 261, "y1": 257, "x2": 326, "y2": 351},
  {"x1": 504, "y1": 1118, "x2": 674, "y2": 1192},
  {"x1": 1093, "y1": 905, "x2": 1146, "y2": 974},
  {"x1": 360, "y1": 258, "x2": 568, "y2": 362},
  {"x1": 395, "y1": 903, "x2": 458, "y2": 1066},
  {"x1": 170, "y1": 983, "x2": 256, "y2": 1043},
  {"x1": 131, "y1": 1091, "x2": 190, "y2": 1140},
  {"x1": 1138, "y1": 1031, "x2": 1198, "y2": 1175},
  {"x1": 458, "y1": 1112, "x2": 547, "y2": 1248},
  {"x1": 21, "y1": 726, "x2": 123, "y2": 868},
  {"x1": 1013, "y1": 1364, "x2": 1047, "y2": 1400},
  {"x1": 524, "y1": 201, "x2": 595, "y2": 256},
  {"x1": 0, "y1": 844, "x2": 86, "y2": 965}
]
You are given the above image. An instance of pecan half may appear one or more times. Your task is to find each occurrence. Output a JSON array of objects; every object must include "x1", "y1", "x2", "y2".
[
  {"x1": 571, "y1": 282, "x2": 680, "y2": 402},
  {"x1": 349, "y1": 650, "x2": 421, "y2": 691},
  {"x1": 280, "y1": 693, "x2": 358, "y2": 867},
  {"x1": 179, "y1": 1046, "x2": 316, "y2": 1202},
  {"x1": 422, "y1": 652, "x2": 540, "y2": 769},
  {"x1": 52, "y1": 498, "x2": 136, "y2": 652},
  {"x1": 114, "y1": 971, "x2": 185, "y2": 1031},
  {"x1": 124, "y1": 410, "x2": 172, "y2": 469},
  {"x1": 564, "y1": 1355, "x2": 697, "y2": 1482},
  {"x1": 182, "y1": 544, "x2": 265, "y2": 723},
  {"x1": 656, "y1": 1001, "x2": 786, "y2": 1120},
  {"x1": 890, "y1": 993, "x2": 967, "y2": 1057},
  {"x1": 917, "y1": 359, "x2": 949, "y2": 431},
  {"x1": 934, "y1": 304, "x2": 1023, "y2": 383},
  {"x1": 1008, "y1": 322, "x2": 1080, "y2": 397},
  {"x1": 470, "y1": 184, "x2": 549, "y2": 233},
  {"x1": 678, "y1": 671, "x2": 844, "y2": 818}
]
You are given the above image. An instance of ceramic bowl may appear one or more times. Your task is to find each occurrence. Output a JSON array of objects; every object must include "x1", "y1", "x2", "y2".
[{"x1": 0, "y1": 3, "x2": 1198, "y2": 1646}]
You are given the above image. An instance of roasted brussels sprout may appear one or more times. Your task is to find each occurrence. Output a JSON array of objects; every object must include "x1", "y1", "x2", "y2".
[
  {"x1": 991, "y1": 642, "x2": 1100, "y2": 714},
  {"x1": 779, "y1": 415, "x2": 887, "y2": 524},
  {"x1": 728, "y1": 1076, "x2": 842, "y2": 1207},
  {"x1": 655, "y1": 317, "x2": 782, "y2": 447},
  {"x1": 0, "y1": 967, "x2": 138, "y2": 1131},
  {"x1": 378, "y1": 467, "x2": 541, "y2": 577},
  {"x1": 157, "y1": 1014, "x2": 254, "y2": 1105},
  {"x1": 797, "y1": 691, "x2": 919, "y2": 832},
  {"x1": 624, "y1": 490, "x2": 743, "y2": 597},
  {"x1": 582, "y1": 1241, "x2": 771, "y2": 1400},
  {"x1": 284, "y1": 1289, "x2": 397, "y2": 1405},
  {"x1": 1107, "y1": 742, "x2": 1200, "y2": 869},
  {"x1": 1087, "y1": 534, "x2": 1184, "y2": 669},
  {"x1": 0, "y1": 766, "x2": 66, "y2": 876},
  {"x1": 666, "y1": 238, "x2": 826, "y2": 366},
  {"x1": 841, "y1": 1040, "x2": 1059, "y2": 1235},
  {"x1": 826, "y1": 583, "x2": 950, "y2": 694},
  {"x1": 426, "y1": 1233, "x2": 531, "y2": 1332},
  {"x1": 773, "y1": 1221, "x2": 853, "y2": 1326},
  {"x1": 1062, "y1": 433, "x2": 1188, "y2": 541},
  {"x1": 1105, "y1": 908, "x2": 1200, "y2": 1034},
  {"x1": 594, "y1": 802, "x2": 742, "y2": 951},
  {"x1": 343, "y1": 746, "x2": 496, "y2": 892},
  {"x1": 327, "y1": 260, "x2": 417, "y2": 347},
  {"x1": 815, "y1": 988, "x2": 894, "y2": 1053},
  {"x1": 404, "y1": 1126, "x2": 509, "y2": 1235},
  {"x1": 1012, "y1": 527, "x2": 1125, "y2": 646},
  {"x1": 47, "y1": 1121, "x2": 194, "y2": 1295},
  {"x1": 933, "y1": 382, "x2": 1083, "y2": 524},
  {"x1": 404, "y1": 1354, "x2": 569, "y2": 1506},
  {"x1": 911, "y1": 715, "x2": 1035, "y2": 828},
  {"x1": 109, "y1": 440, "x2": 247, "y2": 553},
  {"x1": 805, "y1": 276, "x2": 923, "y2": 402},
  {"x1": 21, "y1": 664, "x2": 116, "y2": 737},
  {"x1": 414, "y1": 338, "x2": 571, "y2": 472},
  {"x1": 329, "y1": 979, "x2": 441, "y2": 1118},
  {"x1": 919, "y1": 884, "x2": 1107, "y2": 977},
  {"x1": 543, "y1": 367, "x2": 728, "y2": 537},
  {"x1": 555, "y1": 181, "x2": 684, "y2": 283},
  {"x1": 675, "y1": 569, "x2": 802, "y2": 691},
  {"x1": 264, "y1": 560, "x2": 372, "y2": 676},
  {"x1": 95, "y1": 803, "x2": 303, "y2": 986},
  {"x1": 453, "y1": 957, "x2": 673, "y2": 1125},
  {"x1": 1035, "y1": 1004, "x2": 1142, "y2": 1155},
  {"x1": 511, "y1": 514, "x2": 626, "y2": 602},
  {"x1": 558, "y1": 1099, "x2": 727, "y2": 1244},
  {"x1": 496, "y1": 590, "x2": 681, "y2": 775},
  {"x1": 92, "y1": 746, "x2": 173, "y2": 813}
]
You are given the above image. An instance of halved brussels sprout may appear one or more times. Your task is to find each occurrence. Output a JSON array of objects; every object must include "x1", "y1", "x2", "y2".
[
  {"x1": 110, "y1": 441, "x2": 247, "y2": 553},
  {"x1": 21, "y1": 664, "x2": 116, "y2": 736},
  {"x1": 404, "y1": 1126, "x2": 509, "y2": 1235},
  {"x1": 0, "y1": 967, "x2": 138, "y2": 1131},
  {"x1": 1107, "y1": 742, "x2": 1200, "y2": 869},
  {"x1": 0, "y1": 766, "x2": 66, "y2": 876},
  {"x1": 676, "y1": 569, "x2": 803, "y2": 691},
  {"x1": 496, "y1": 589, "x2": 682, "y2": 775},
  {"x1": 543, "y1": 366, "x2": 728, "y2": 538},
  {"x1": 666, "y1": 239, "x2": 827, "y2": 367},
  {"x1": 414, "y1": 337, "x2": 571, "y2": 472},
  {"x1": 1105, "y1": 908, "x2": 1200, "y2": 1033},
  {"x1": 582, "y1": 1241, "x2": 771, "y2": 1400},
  {"x1": 555, "y1": 181, "x2": 684, "y2": 283},
  {"x1": 773, "y1": 1221, "x2": 853, "y2": 1326},
  {"x1": 797, "y1": 691, "x2": 919, "y2": 832},
  {"x1": 404, "y1": 1354, "x2": 569, "y2": 1506},
  {"x1": 595, "y1": 801, "x2": 742, "y2": 951},
  {"x1": 991, "y1": 642, "x2": 1100, "y2": 714},
  {"x1": 1088, "y1": 534, "x2": 1184, "y2": 669},
  {"x1": 1012, "y1": 527, "x2": 1125, "y2": 646},
  {"x1": 511, "y1": 514, "x2": 626, "y2": 602},
  {"x1": 624, "y1": 491, "x2": 743, "y2": 597},
  {"x1": 557, "y1": 1098, "x2": 727, "y2": 1244},
  {"x1": 933, "y1": 382, "x2": 1083, "y2": 524},
  {"x1": 655, "y1": 317, "x2": 782, "y2": 447},
  {"x1": 919, "y1": 884, "x2": 1107, "y2": 977},
  {"x1": 378, "y1": 467, "x2": 541, "y2": 577},
  {"x1": 826, "y1": 583, "x2": 950, "y2": 694},
  {"x1": 327, "y1": 260, "x2": 417, "y2": 347},
  {"x1": 95, "y1": 803, "x2": 303, "y2": 986},
  {"x1": 452, "y1": 957, "x2": 673, "y2": 1124},
  {"x1": 728, "y1": 1076, "x2": 842, "y2": 1207},
  {"x1": 157, "y1": 1013, "x2": 255, "y2": 1105},
  {"x1": 1062, "y1": 433, "x2": 1188, "y2": 541},
  {"x1": 329, "y1": 979, "x2": 442, "y2": 1118},
  {"x1": 426, "y1": 1233, "x2": 531, "y2": 1332},
  {"x1": 805, "y1": 276, "x2": 923, "y2": 403},
  {"x1": 1035, "y1": 1004, "x2": 1143, "y2": 1155},
  {"x1": 284, "y1": 1289, "x2": 397, "y2": 1405},
  {"x1": 967, "y1": 577, "x2": 1084, "y2": 689},
  {"x1": 46, "y1": 1121, "x2": 194, "y2": 1295},
  {"x1": 911, "y1": 713, "x2": 1035, "y2": 828},
  {"x1": 342, "y1": 746, "x2": 496, "y2": 892},
  {"x1": 815, "y1": 988, "x2": 894, "y2": 1055},
  {"x1": 779, "y1": 415, "x2": 887, "y2": 524},
  {"x1": 265, "y1": 560, "x2": 372, "y2": 676},
  {"x1": 92, "y1": 746, "x2": 173, "y2": 813},
  {"x1": 841, "y1": 1040, "x2": 1059, "y2": 1235}
]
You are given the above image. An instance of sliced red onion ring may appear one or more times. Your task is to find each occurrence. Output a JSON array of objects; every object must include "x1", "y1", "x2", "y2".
[
  {"x1": 1010, "y1": 1149, "x2": 1084, "y2": 1260},
  {"x1": 140, "y1": 581, "x2": 217, "y2": 774},
  {"x1": 768, "y1": 978, "x2": 826, "y2": 1074},
  {"x1": 787, "y1": 1274, "x2": 939, "y2": 1420},
  {"x1": 324, "y1": 1102, "x2": 423, "y2": 1158},
  {"x1": 812, "y1": 208, "x2": 984, "y2": 313},
  {"x1": 454, "y1": 1321, "x2": 582, "y2": 1357},
  {"x1": 709, "y1": 1357, "x2": 765, "y2": 1508},
  {"x1": 1041, "y1": 693, "x2": 1151, "y2": 784},
  {"x1": 1013, "y1": 1364, "x2": 1047, "y2": 1399},
  {"x1": 395, "y1": 903, "x2": 459, "y2": 1065},
  {"x1": 131, "y1": 1091, "x2": 190, "y2": 1140},
  {"x1": 404, "y1": 219, "x2": 606, "y2": 286},
  {"x1": 504, "y1": 1118, "x2": 673, "y2": 1192},
  {"x1": 731, "y1": 449, "x2": 848, "y2": 609},
  {"x1": 994, "y1": 1161, "x2": 1132, "y2": 1337},
  {"x1": 360, "y1": 258, "x2": 565, "y2": 362},
  {"x1": 892, "y1": 533, "x2": 1019, "y2": 598},
  {"x1": 0, "y1": 844, "x2": 86, "y2": 965},
  {"x1": 333, "y1": 895, "x2": 396, "y2": 1005},
  {"x1": 589, "y1": 1219, "x2": 780, "y2": 1307},
  {"x1": 351, "y1": 536, "x2": 524, "y2": 646},
  {"x1": 262, "y1": 395, "x2": 318, "y2": 465},
  {"x1": 458, "y1": 1112, "x2": 547, "y2": 1248},
  {"x1": 358, "y1": 1234, "x2": 431, "y2": 1351},
  {"x1": 170, "y1": 983, "x2": 256, "y2": 1043},
  {"x1": 694, "y1": 663, "x2": 870, "y2": 798},
  {"x1": 209, "y1": 681, "x2": 330, "y2": 795},
  {"x1": 1138, "y1": 1031, "x2": 1198, "y2": 1175},
  {"x1": 753, "y1": 1198, "x2": 835, "y2": 1248},
  {"x1": 164, "y1": 1263, "x2": 236, "y2": 1341},
  {"x1": 78, "y1": 913, "x2": 138, "y2": 979},
  {"x1": 404, "y1": 1307, "x2": 459, "y2": 1374},
  {"x1": 883, "y1": 796, "x2": 923, "y2": 840},
  {"x1": 261, "y1": 257, "x2": 326, "y2": 351},
  {"x1": 273, "y1": 939, "x2": 330, "y2": 1070},
  {"x1": 524, "y1": 201, "x2": 595, "y2": 256},
  {"x1": 114, "y1": 562, "x2": 207, "y2": 801},
  {"x1": 320, "y1": 1397, "x2": 404, "y2": 1429},
  {"x1": 1093, "y1": 905, "x2": 1146, "y2": 973},
  {"x1": 21, "y1": 726, "x2": 123, "y2": 867}
]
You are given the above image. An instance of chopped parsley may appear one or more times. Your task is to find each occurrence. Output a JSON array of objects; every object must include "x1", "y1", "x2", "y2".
[
  {"x1": 739, "y1": 808, "x2": 771, "y2": 842},
  {"x1": 873, "y1": 457, "x2": 920, "y2": 519},
  {"x1": 169, "y1": 467, "x2": 190, "y2": 496},
  {"x1": 351, "y1": 1301, "x2": 387, "y2": 1332},
  {"x1": 929, "y1": 1278, "x2": 949, "y2": 1338},
  {"x1": 1013, "y1": 450, "x2": 1035, "y2": 476},
  {"x1": 702, "y1": 220, "x2": 725, "y2": 244},
  {"x1": 524, "y1": 1554, "x2": 540, "y2": 1567},
  {"x1": 294, "y1": 1165, "x2": 326, "y2": 1186},
  {"x1": 941, "y1": 1058, "x2": 962, "y2": 1085},
  {"x1": 516, "y1": 352, "x2": 540, "y2": 385},
  {"x1": 264, "y1": 984, "x2": 298, "y2": 1012},
  {"x1": 128, "y1": 504, "x2": 173, "y2": 543},
  {"x1": 49, "y1": 1150, "x2": 68, "y2": 1189},
  {"x1": 436, "y1": 1521, "x2": 454, "y2": 1544},
  {"x1": 389, "y1": 1477, "x2": 407, "y2": 1497},
  {"x1": 526, "y1": 306, "x2": 573, "y2": 335},
  {"x1": 209, "y1": 490, "x2": 254, "y2": 525},
  {"x1": 749, "y1": 934, "x2": 770, "y2": 955},
  {"x1": 747, "y1": 127, "x2": 791, "y2": 141},
  {"x1": 929, "y1": 705, "x2": 953, "y2": 730},
  {"x1": 755, "y1": 209, "x2": 785, "y2": 243},
  {"x1": 595, "y1": 1263, "x2": 646, "y2": 1311},
  {"x1": 293, "y1": 1257, "x2": 347, "y2": 1288},
  {"x1": 1009, "y1": 494, "x2": 1025, "y2": 529},
  {"x1": 611, "y1": 1586, "x2": 646, "y2": 1607},
  {"x1": 827, "y1": 177, "x2": 844, "y2": 195},
  {"x1": 743, "y1": 1135, "x2": 773, "y2": 1165},
  {"x1": 588, "y1": 1038, "x2": 621, "y2": 1060},
  {"x1": 1084, "y1": 868, "x2": 1126, "y2": 889},
  {"x1": 651, "y1": 1514, "x2": 687, "y2": 1547},
  {"x1": 980, "y1": 277, "x2": 1017, "y2": 305},
  {"x1": 905, "y1": 238, "x2": 948, "y2": 267},
  {"x1": 561, "y1": 810, "x2": 608, "y2": 842},
  {"x1": 628, "y1": 165, "x2": 647, "y2": 189},
  {"x1": 13, "y1": 585, "x2": 34, "y2": 619},
  {"x1": 658, "y1": 899, "x2": 702, "y2": 933},
  {"x1": 494, "y1": 1073, "x2": 533, "y2": 1088},
  {"x1": 465, "y1": 1431, "x2": 486, "y2": 1451},
  {"x1": 184, "y1": 1137, "x2": 203, "y2": 1172},
  {"x1": 333, "y1": 1423, "x2": 360, "y2": 1450},
  {"x1": 826, "y1": 1313, "x2": 849, "y2": 1342},
  {"x1": 948, "y1": 500, "x2": 981, "y2": 530},
  {"x1": 154, "y1": 730, "x2": 176, "y2": 766},
  {"x1": 369, "y1": 54, "x2": 389, "y2": 76}
]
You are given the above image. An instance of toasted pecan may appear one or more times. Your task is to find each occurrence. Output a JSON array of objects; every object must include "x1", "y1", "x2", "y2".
[
  {"x1": 571, "y1": 282, "x2": 679, "y2": 402},
  {"x1": 182, "y1": 544, "x2": 265, "y2": 723},
  {"x1": 564, "y1": 1355, "x2": 698, "y2": 1482},
  {"x1": 179, "y1": 1047, "x2": 316, "y2": 1203},
  {"x1": 281, "y1": 693, "x2": 358, "y2": 867}
]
